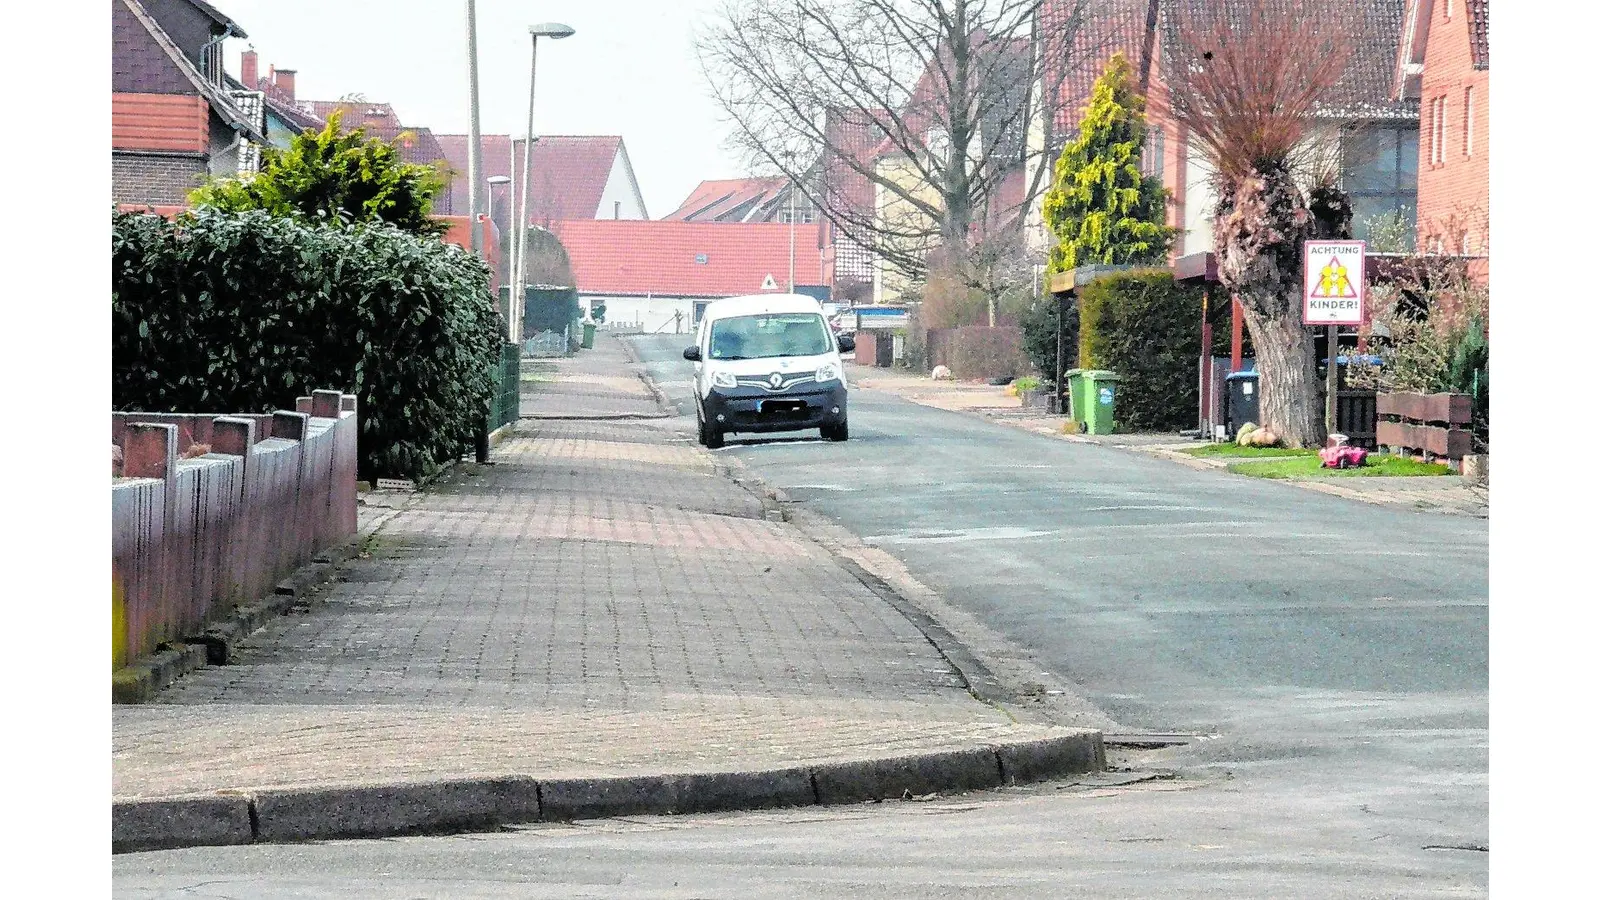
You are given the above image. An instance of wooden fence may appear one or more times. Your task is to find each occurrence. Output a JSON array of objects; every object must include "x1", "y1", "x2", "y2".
[{"x1": 111, "y1": 390, "x2": 358, "y2": 670}]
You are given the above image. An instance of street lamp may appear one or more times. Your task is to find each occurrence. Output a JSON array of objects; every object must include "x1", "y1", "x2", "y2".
[
  {"x1": 511, "y1": 22, "x2": 575, "y2": 342},
  {"x1": 485, "y1": 174, "x2": 511, "y2": 224},
  {"x1": 463, "y1": 1, "x2": 486, "y2": 260}
]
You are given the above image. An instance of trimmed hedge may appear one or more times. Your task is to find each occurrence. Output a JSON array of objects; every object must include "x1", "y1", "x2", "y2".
[
  {"x1": 112, "y1": 208, "x2": 504, "y2": 481},
  {"x1": 1076, "y1": 270, "x2": 1204, "y2": 431}
]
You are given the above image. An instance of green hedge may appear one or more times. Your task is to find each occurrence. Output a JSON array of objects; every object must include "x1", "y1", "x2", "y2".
[
  {"x1": 1076, "y1": 270, "x2": 1203, "y2": 431},
  {"x1": 112, "y1": 208, "x2": 504, "y2": 481}
]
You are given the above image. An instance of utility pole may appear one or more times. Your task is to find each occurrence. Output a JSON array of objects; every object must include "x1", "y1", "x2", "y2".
[
  {"x1": 464, "y1": 0, "x2": 485, "y2": 265},
  {"x1": 788, "y1": 177, "x2": 796, "y2": 293},
  {"x1": 514, "y1": 33, "x2": 541, "y2": 342},
  {"x1": 464, "y1": 0, "x2": 489, "y2": 465}
]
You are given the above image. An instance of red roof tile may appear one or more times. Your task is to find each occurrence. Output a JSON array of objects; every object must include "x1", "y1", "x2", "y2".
[
  {"x1": 434, "y1": 135, "x2": 622, "y2": 222},
  {"x1": 550, "y1": 220, "x2": 825, "y2": 297},
  {"x1": 665, "y1": 177, "x2": 791, "y2": 222},
  {"x1": 1467, "y1": 0, "x2": 1488, "y2": 69}
]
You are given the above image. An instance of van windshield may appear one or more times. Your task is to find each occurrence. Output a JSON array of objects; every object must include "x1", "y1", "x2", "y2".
[{"x1": 708, "y1": 313, "x2": 831, "y2": 360}]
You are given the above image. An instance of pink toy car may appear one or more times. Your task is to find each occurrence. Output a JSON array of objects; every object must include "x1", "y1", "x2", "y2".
[{"x1": 1319, "y1": 434, "x2": 1369, "y2": 469}]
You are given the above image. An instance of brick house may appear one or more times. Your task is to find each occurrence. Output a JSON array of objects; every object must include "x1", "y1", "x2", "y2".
[
  {"x1": 665, "y1": 177, "x2": 816, "y2": 225},
  {"x1": 433, "y1": 135, "x2": 648, "y2": 230},
  {"x1": 112, "y1": 0, "x2": 268, "y2": 207},
  {"x1": 1027, "y1": 1, "x2": 1420, "y2": 261},
  {"x1": 548, "y1": 220, "x2": 825, "y2": 334},
  {"x1": 233, "y1": 50, "x2": 326, "y2": 149},
  {"x1": 1397, "y1": 0, "x2": 1488, "y2": 275}
]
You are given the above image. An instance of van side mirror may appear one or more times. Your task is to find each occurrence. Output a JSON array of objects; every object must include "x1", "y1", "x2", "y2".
[
  {"x1": 837, "y1": 334, "x2": 855, "y2": 353},
  {"x1": 683, "y1": 346, "x2": 702, "y2": 361}
]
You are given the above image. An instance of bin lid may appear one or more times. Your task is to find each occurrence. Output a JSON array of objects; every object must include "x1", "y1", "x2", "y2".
[
  {"x1": 1063, "y1": 368, "x2": 1086, "y2": 377},
  {"x1": 1083, "y1": 370, "x2": 1120, "y2": 381},
  {"x1": 1224, "y1": 369, "x2": 1259, "y2": 381}
]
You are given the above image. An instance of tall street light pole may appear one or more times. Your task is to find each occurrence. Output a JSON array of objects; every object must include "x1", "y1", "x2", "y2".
[
  {"x1": 512, "y1": 22, "x2": 576, "y2": 344},
  {"x1": 788, "y1": 178, "x2": 796, "y2": 293},
  {"x1": 486, "y1": 174, "x2": 511, "y2": 223},
  {"x1": 464, "y1": 0, "x2": 486, "y2": 264}
]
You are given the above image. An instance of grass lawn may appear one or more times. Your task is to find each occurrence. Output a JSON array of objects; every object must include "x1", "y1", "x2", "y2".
[
  {"x1": 1183, "y1": 443, "x2": 1319, "y2": 459},
  {"x1": 1229, "y1": 454, "x2": 1453, "y2": 479}
]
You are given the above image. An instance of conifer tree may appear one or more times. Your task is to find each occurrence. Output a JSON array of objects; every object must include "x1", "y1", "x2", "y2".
[{"x1": 1040, "y1": 52, "x2": 1174, "y2": 274}]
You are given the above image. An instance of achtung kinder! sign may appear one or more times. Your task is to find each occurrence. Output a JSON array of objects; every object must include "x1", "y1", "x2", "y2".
[{"x1": 1303, "y1": 240, "x2": 1366, "y2": 326}]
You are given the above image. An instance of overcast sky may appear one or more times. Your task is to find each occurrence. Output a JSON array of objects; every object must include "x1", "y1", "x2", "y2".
[{"x1": 209, "y1": 0, "x2": 744, "y2": 218}]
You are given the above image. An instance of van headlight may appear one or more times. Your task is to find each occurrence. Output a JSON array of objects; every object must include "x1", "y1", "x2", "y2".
[
  {"x1": 815, "y1": 362, "x2": 841, "y2": 383},
  {"x1": 710, "y1": 371, "x2": 738, "y2": 389}
]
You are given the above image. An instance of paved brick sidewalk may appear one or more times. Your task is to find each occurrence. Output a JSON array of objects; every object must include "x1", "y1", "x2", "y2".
[
  {"x1": 520, "y1": 332, "x2": 665, "y2": 419},
  {"x1": 114, "y1": 342, "x2": 1075, "y2": 804},
  {"x1": 851, "y1": 364, "x2": 1489, "y2": 518}
]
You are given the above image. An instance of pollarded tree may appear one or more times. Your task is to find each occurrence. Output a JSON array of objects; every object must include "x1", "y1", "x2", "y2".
[
  {"x1": 190, "y1": 111, "x2": 449, "y2": 236},
  {"x1": 1164, "y1": 0, "x2": 1359, "y2": 448},
  {"x1": 1040, "y1": 52, "x2": 1174, "y2": 275}
]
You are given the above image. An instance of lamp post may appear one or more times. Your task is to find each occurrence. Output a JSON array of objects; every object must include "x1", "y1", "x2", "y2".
[
  {"x1": 485, "y1": 174, "x2": 511, "y2": 223},
  {"x1": 463, "y1": 0, "x2": 485, "y2": 260},
  {"x1": 511, "y1": 22, "x2": 576, "y2": 342}
]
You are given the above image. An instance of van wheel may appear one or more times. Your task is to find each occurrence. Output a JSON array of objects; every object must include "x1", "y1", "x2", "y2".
[
  {"x1": 822, "y1": 419, "x2": 849, "y2": 442},
  {"x1": 700, "y1": 418, "x2": 725, "y2": 449}
]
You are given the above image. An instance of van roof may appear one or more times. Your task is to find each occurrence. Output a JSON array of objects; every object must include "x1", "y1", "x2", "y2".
[{"x1": 701, "y1": 293, "x2": 824, "y2": 322}]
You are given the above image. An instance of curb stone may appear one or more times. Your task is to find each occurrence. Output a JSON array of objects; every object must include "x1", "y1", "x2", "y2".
[
  {"x1": 112, "y1": 732, "x2": 1104, "y2": 853},
  {"x1": 112, "y1": 795, "x2": 253, "y2": 854}
]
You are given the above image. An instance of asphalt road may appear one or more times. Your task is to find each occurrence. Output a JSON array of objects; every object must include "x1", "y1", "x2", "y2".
[{"x1": 114, "y1": 336, "x2": 1488, "y2": 898}]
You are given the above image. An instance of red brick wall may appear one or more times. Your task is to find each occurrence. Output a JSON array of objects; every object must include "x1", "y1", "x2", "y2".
[
  {"x1": 1417, "y1": 1, "x2": 1488, "y2": 258},
  {"x1": 113, "y1": 151, "x2": 209, "y2": 206}
]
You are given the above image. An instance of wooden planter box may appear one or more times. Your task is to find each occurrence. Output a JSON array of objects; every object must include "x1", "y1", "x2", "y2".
[{"x1": 1376, "y1": 391, "x2": 1474, "y2": 462}]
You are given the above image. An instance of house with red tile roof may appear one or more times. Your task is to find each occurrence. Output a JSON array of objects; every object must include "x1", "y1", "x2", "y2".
[
  {"x1": 1027, "y1": 1, "x2": 1421, "y2": 260},
  {"x1": 432, "y1": 135, "x2": 648, "y2": 237},
  {"x1": 665, "y1": 177, "x2": 815, "y2": 224},
  {"x1": 232, "y1": 50, "x2": 325, "y2": 149},
  {"x1": 112, "y1": 0, "x2": 268, "y2": 206},
  {"x1": 1397, "y1": 0, "x2": 1487, "y2": 281},
  {"x1": 547, "y1": 220, "x2": 825, "y2": 334}
]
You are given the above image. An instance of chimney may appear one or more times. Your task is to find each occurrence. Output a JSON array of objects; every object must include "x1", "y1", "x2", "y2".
[
  {"x1": 241, "y1": 50, "x2": 258, "y2": 90},
  {"x1": 274, "y1": 68, "x2": 297, "y2": 102}
]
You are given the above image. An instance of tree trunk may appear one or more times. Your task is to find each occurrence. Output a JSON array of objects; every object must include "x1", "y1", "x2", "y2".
[
  {"x1": 1238, "y1": 302, "x2": 1323, "y2": 447},
  {"x1": 1213, "y1": 168, "x2": 1326, "y2": 448}
]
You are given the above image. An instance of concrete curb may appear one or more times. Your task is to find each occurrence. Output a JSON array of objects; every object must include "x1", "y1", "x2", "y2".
[
  {"x1": 615, "y1": 332, "x2": 675, "y2": 416},
  {"x1": 112, "y1": 730, "x2": 1103, "y2": 853}
]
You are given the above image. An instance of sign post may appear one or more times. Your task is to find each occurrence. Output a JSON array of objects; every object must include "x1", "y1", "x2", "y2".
[{"x1": 1303, "y1": 240, "x2": 1366, "y2": 439}]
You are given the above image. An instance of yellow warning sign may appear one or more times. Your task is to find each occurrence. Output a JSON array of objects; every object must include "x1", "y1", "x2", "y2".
[
  {"x1": 1303, "y1": 240, "x2": 1365, "y2": 325},
  {"x1": 1310, "y1": 257, "x2": 1358, "y2": 299}
]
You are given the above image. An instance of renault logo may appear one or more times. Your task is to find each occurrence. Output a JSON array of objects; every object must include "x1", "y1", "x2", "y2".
[{"x1": 769, "y1": 373, "x2": 784, "y2": 388}]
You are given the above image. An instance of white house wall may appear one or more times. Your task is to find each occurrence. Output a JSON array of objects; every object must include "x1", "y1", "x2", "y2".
[
  {"x1": 586, "y1": 294, "x2": 695, "y2": 334},
  {"x1": 597, "y1": 142, "x2": 649, "y2": 220},
  {"x1": 1183, "y1": 146, "x2": 1216, "y2": 257}
]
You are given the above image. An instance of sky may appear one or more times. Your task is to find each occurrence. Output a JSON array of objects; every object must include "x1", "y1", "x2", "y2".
[{"x1": 208, "y1": 0, "x2": 746, "y2": 218}]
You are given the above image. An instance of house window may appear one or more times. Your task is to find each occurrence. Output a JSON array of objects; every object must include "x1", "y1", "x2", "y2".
[
  {"x1": 1446, "y1": 0, "x2": 1454, "y2": 19},
  {"x1": 1141, "y1": 126, "x2": 1165, "y2": 179},
  {"x1": 1428, "y1": 100, "x2": 1437, "y2": 164},
  {"x1": 1343, "y1": 123, "x2": 1419, "y2": 244},
  {"x1": 1464, "y1": 87, "x2": 1475, "y2": 158},
  {"x1": 614, "y1": 201, "x2": 622, "y2": 219},
  {"x1": 1438, "y1": 97, "x2": 1448, "y2": 163}
]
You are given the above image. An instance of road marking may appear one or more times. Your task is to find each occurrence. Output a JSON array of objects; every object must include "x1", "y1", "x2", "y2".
[{"x1": 1080, "y1": 505, "x2": 1211, "y2": 512}]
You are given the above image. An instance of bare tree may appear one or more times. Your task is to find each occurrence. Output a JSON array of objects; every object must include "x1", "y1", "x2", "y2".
[
  {"x1": 1163, "y1": 0, "x2": 1359, "y2": 448},
  {"x1": 698, "y1": 0, "x2": 1099, "y2": 298}
]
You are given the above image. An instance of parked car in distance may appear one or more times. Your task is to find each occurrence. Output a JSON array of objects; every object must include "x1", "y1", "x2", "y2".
[{"x1": 683, "y1": 294, "x2": 855, "y2": 448}]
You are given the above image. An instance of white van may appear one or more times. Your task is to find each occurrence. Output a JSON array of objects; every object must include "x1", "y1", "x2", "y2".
[{"x1": 683, "y1": 294, "x2": 856, "y2": 448}]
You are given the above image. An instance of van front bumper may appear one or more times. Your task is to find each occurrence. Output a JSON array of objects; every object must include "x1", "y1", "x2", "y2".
[{"x1": 702, "y1": 382, "x2": 848, "y2": 434}]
